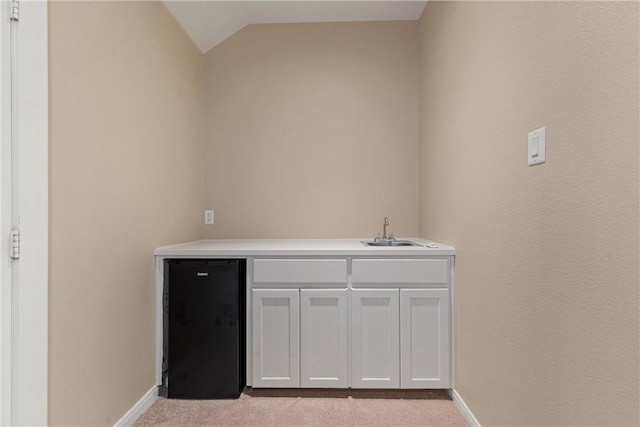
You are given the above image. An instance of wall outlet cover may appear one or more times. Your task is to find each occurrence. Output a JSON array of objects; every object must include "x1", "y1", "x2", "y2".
[{"x1": 204, "y1": 210, "x2": 214, "y2": 224}]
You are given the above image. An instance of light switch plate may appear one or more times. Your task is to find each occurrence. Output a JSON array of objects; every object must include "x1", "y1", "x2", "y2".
[{"x1": 528, "y1": 127, "x2": 546, "y2": 166}]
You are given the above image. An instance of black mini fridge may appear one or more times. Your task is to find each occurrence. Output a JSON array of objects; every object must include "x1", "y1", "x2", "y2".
[{"x1": 162, "y1": 259, "x2": 245, "y2": 399}]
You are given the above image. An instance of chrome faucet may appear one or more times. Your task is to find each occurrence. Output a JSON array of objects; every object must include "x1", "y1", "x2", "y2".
[
  {"x1": 383, "y1": 216, "x2": 389, "y2": 239},
  {"x1": 374, "y1": 216, "x2": 395, "y2": 243}
]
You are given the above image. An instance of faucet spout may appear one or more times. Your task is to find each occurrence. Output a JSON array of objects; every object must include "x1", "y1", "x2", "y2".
[{"x1": 383, "y1": 217, "x2": 389, "y2": 239}]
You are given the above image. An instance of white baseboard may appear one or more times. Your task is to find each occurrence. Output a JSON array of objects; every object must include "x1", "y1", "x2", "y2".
[
  {"x1": 114, "y1": 386, "x2": 158, "y2": 427},
  {"x1": 449, "y1": 389, "x2": 481, "y2": 427}
]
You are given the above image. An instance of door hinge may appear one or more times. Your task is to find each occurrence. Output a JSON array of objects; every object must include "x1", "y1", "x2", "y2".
[
  {"x1": 10, "y1": 0, "x2": 19, "y2": 22},
  {"x1": 11, "y1": 229, "x2": 20, "y2": 259}
]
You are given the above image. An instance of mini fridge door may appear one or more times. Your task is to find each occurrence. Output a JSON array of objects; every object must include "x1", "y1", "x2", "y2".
[{"x1": 163, "y1": 259, "x2": 245, "y2": 399}]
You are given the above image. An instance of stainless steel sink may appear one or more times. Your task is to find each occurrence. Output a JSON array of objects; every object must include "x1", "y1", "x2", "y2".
[
  {"x1": 363, "y1": 217, "x2": 423, "y2": 247},
  {"x1": 361, "y1": 240, "x2": 423, "y2": 247}
]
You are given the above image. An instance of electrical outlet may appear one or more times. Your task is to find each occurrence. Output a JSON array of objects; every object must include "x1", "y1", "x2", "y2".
[{"x1": 204, "y1": 210, "x2": 214, "y2": 225}]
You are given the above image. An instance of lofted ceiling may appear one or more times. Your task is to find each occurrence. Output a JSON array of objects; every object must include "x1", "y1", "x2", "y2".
[{"x1": 163, "y1": 1, "x2": 427, "y2": 53}]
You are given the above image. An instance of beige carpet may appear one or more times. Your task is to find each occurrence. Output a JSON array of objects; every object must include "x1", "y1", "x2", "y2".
[{"x1": 133, "y1": 389, "x2": 469, "y2": 427}]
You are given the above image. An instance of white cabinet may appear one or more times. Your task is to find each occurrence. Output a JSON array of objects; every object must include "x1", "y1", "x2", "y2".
[
  {"x1": 300, "y1": 289, "x2": 349, "y2": 388},
  {"x1": 250, "y1": 256, "x2": 452, "y2": 390},
  {"x1": 351, "y1": 258, "x2": 452, "y2": 390},
  {"x1": 251, "y1": 259, "x2": 349, "y2": 389},
  {"x1": 400, "y1": 289, "x2": 451, "y2": 388},
  {"x1": 351, "y1": 259, "x2": 448, "y2": 287},
  {"x1": 252, "y1": 289, "x2": 300, "y2": 387},
  {"x1": 254, "y1": 259, "x2": 347, "y2": 286},
  {"x1": 351, "y1": 289, "x2": 400, "y2": 388}
]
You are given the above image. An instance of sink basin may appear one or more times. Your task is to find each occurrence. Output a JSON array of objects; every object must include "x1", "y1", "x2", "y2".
[{"x1": 361, "y1": 240, "x2": 423, "y2": 247}]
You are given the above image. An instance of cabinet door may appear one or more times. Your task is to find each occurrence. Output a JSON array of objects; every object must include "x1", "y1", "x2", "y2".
[
  {"x1": 300, "y1": 289, "x2": 349, "y2": 388},
  {"x1": 400, "y1": 289, "x2": 451, "y2": 388},
  {"x1": 252, "y1": 289, "x2": 299, "y2": 388},
  {"x1": 351, "y1": 289, "x2": 399, "y2": 388}
]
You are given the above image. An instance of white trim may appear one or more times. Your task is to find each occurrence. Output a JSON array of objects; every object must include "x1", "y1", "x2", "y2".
[
  {"x1": 449, "y1": 389, "x2": 481, "y2": 427},
  {"x1": 113, "y1": 386, "x2": 158, "y2": 427},
  {"x1": 7, "y1": 1, "x2": 48, "y2": 425},
  {"x1": 0, "y1": 2, "x2": 12, "y2": 424}
]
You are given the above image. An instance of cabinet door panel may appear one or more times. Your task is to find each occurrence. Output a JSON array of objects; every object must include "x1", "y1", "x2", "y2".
[
  {"x1": 400, "y1": 289, "x2": 450, "y2": 388},
  {"x1": 300, "y1": 289, "x2": 348, "y2": 388},
  {"x1": 252, "y1": 289, "x2": 299, "y2": 387},
  {"x1": 351, "y1": 289, "x2": 399, "y2": 388}
]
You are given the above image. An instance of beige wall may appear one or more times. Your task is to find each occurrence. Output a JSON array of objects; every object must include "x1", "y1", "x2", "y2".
[
  {"x1": 49, "y1": 2, "x2": 203, "y2": 425},
  {"x1": 47, "y1": 2, "x2": 640, "y2": 425},
  {"x1": 202, "y1": 22, "x2": 419, "y2": 239},
  {"x1": 418, "y1": 2, "x2": 639, "y2": 425}
]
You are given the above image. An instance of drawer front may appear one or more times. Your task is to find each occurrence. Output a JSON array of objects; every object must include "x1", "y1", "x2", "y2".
[
  {"x1": 352, "y1": 259, "x2": 448, "y2": 287},
  {"x1": 253, "y1": 259, "x2": 347, "y2": 285}
]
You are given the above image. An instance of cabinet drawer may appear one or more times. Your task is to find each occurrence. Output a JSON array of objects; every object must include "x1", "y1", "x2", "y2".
[
  {"x1": 253, "y1": 259, "x2": 347, "y2": 285},
  {"x1": 352, "y1": 259, "x2": 448, "y2": 287}
]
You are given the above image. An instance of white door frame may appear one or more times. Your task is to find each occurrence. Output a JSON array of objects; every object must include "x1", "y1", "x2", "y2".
[
  {"x1": 0, "y1": 1, "x2": 48, "y2": 425},
  {"x1": 0, "y1": 2, "x2": 12, "y2": 423}
]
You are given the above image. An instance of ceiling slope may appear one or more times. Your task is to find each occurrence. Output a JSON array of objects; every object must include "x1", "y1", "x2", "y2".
[{"x1": 164, "y1": 1, "x2": 427, "y2": 53}]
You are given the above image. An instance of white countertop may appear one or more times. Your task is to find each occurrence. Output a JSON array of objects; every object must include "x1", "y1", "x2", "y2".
[{"x1": 155, "y1": 238, "x2": 455, "y2": 257}]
